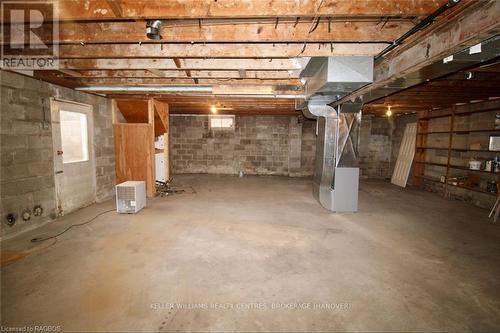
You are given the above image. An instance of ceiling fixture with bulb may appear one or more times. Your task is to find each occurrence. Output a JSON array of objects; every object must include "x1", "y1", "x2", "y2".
[
  {"x1": 210, "y1": 105, "x2": 217, "y2": 113},
  {"x1": 386, "y1": 106, "x2": 392, "y2": 117}
]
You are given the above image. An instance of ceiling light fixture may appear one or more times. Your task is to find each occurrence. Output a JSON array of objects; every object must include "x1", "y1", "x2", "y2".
[
  {"x1": 146, "y1": 20, "x2": 162, "y2": 40},
  {"x1": 465, "y1": 71, "x2": 474, "y2": 80},
  {"x1": 210, "y1": 105, "x2": 217, "y2": 113},
  {"x1": 386, "y1": 105, "x2": 392, "y2": 117}
]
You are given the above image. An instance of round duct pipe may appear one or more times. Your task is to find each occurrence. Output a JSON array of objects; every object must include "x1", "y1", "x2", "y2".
[{"x1": 146, "y1": 20, "x2": 162, "y2": 40}]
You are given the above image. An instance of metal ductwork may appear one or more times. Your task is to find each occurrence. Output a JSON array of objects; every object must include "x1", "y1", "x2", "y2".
[{"x1": 300, "y1": 57, "x2": 373, "y2": 212}]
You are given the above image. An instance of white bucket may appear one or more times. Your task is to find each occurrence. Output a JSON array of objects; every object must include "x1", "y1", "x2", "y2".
[{"x1": 469, "y1": 160, "x2": 481, "y2": 170}]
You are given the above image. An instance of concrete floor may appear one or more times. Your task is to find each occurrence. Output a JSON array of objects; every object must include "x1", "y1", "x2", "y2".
[{"x1": 2, "y1": 174, "x2": 500, "y2": 332}]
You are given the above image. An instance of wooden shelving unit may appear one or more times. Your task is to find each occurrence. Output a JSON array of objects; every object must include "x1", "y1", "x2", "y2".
[{"x1": 414, "y1": 103, "x2": 500, "y2": 198}]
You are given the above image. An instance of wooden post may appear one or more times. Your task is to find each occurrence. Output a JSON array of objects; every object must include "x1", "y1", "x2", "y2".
[
  {"x1": 147, "y1": 98, "x2": 156, "y2": 197},
  {"x1": 165, "y1": 133, "x2": 170, "y2": 181},
  {"x1": 444, "y1": 106, "x2": 456, "y2": 198},
  {"x1": 165, "y1": 102, "x2": 170, "y2": 182},
  {"x1": 111, "y1": 99, "x2": 119, "y2": 124},
  {"x1": 414, "y1": 110, "x2": 429, "y2": 187},
  {"x1": 152, "y1": 99, "x2": 170, "y2": 182}
]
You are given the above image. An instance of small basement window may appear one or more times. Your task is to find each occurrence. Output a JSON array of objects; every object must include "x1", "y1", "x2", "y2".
[
  {"x1": 210, "y1": 115, "x2": 235, "y2": 130},
  {"x1": 60, "y1": 110, "x2": 89, "y2": 163}
]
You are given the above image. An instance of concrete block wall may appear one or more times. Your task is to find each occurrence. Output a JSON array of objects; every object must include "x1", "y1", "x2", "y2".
[
  {"x1": 0, "y1": 71, "x2": 115, "y2": 239},
  {"x1": 170, "y1": 114, "x2": 399, "y2": 179},
  {"x1": 300, "y1": 119, "x2": 316, "y2": 175},
  {"x1": 170, "y1": 115, "x2": 316, "y2": 176},
  {"x1": 359, "y1": 114, "x2": 394, "y2": 179}
]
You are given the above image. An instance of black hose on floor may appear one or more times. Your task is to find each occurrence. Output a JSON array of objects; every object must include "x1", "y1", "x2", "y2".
[{"x1": 30, "y1": 209, "x2": 115, "y2": 243}]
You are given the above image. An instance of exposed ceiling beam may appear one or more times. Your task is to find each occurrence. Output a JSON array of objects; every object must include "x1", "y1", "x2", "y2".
[
  {"x1": 24, "y1": 20, "x2": 413, "y2": 45},
  {"x1": 54, "y1": 43, "x2": 387, "y2": 58},
  {"x1": 68, "y1": 70, "x2": 297, "y2": 79},
  {"x1": 57, "y1": 58, "x2": 306, "y2": 70},
  {"x1": 334, "y1": 0, "x2": 500, "y2": 106},
  {"x1": 49, "y1": 0, "x2": 446, "y2": 21},
  {"x1": 58, "y1": 69, "x2": 83, "y2": 77},
  {"x1": 173, "y1": 57, "x2": 197, "y2": 84},
  {"x1": 105, "y1": 0, "x2": 123, "y2": 18},
  {"x1": 170, "y1": 109, "x2": 299, "y2": 116},
  {"x1": 59, "y1": 77, "x2": 302, "y2": 85},
  {"x1": 108, "y1": 94, "x2": 298, "y2": 103},
  {"x1": 147, "y1": 69, "x2": 166, "y2": 77}
]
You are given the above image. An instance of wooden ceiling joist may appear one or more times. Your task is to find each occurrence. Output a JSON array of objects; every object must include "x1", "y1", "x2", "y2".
[
  {"x1": 51, "y1": 0, "x2": 446, "y2": 22},
  {"x1": 338, "y1": 0, "x2": 500, "y2": 112},
  {"x1": 172, "y1": 57, "x2": 197, "y2": 84},
  {"x1": 59, "y1": 77, "x2": 302, "y2": 86},
  {"x1": 55, "y1": 43, "x2": 387, "y2": 58},
  {"x1": 25, "y1": 20, "x2": 414, "y2": 45},
  {"x1": 111, "y1": 94, "x2": 298, "y2": 116},
  {"x1": 64, "y1": 70, "x2": 298, "y2": 79},
  {"x1": 364, "y1": 61, "x2": 500, "y2": 115},
  {"x1": 57, "y1": 58, "x2": 305, "y2": 70},
  {"x1": 19, "y1": 0, "x2": 494, "y2": 116},
  {"x1": 147, "y1": 69, "x2": 166, "y2": 77},
  {"x1": 339, "y1": 0, "x2": 500, "y2": 107}
]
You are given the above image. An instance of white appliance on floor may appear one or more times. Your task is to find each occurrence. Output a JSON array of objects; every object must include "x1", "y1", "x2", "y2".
[
  {"x1": 155, "y1": 153, "x2": 166, "y2": 182},
  {"x1": 116, "y1": 181, "x2": 146, "y2": 213},
  {"x1": 155, "y1": 135, "x2": 166, "y2": 182}
]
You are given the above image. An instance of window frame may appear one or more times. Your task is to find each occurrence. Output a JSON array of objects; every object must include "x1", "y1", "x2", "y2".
[
  {"x1": 59, "y1": 110, "x2": 90, "y2": 164},
  {"x1": 209, "y1": 115, "x2": 235, "y2": 131}
]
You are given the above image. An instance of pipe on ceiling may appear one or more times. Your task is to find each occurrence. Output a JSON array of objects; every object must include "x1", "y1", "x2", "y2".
[{"x1": 375, "y1": 0, "x2": 460, "y2": 61}]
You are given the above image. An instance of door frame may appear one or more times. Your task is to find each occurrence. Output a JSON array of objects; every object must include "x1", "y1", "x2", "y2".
[{"x1": 50, "y1": 97, "x2": 96, "y2": 215}]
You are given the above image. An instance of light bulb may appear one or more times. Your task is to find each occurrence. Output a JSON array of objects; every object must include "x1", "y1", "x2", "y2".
[{"x1": 386, "y1": 106, "x2": 392, "y2": 117}]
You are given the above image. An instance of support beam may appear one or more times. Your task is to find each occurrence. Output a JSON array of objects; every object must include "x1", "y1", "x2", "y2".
[
  {"x1": 107, "y1": 94, "x2": 298, "y2": 115},
  {"x1": 58, "y1": 69, "x2": 83, "y2": 77},
  {"x1": 55, "y1": 43, "x2": 387, "y2": 58},
  {"x1": 105, "y1": 0, "x2": 123, "y2": 18},
  {"x1": 57, "y1": 58, "x2": 305, "y2": 70},
  {"x1": 21, "y1": 20, "x2": 413, "y2": 44},
  {"x1": 62, "y1": 78, "x2": 301, "y2": 85},
  {"x1": 173, "y1": 58, "x2": 197, "y2": 84},
  {"x1": 333, "y1": 0, "x2": 500, "y2": 107},
  {"x1": 147, "y1": 99, "x2": 156, "y2": 198},
  {"x1": 52, "y1": 0, "x2": 446, "y2": 21},
  {"x1": 62, "y1": 69, "x2": 297, "y2": 79},
  {"x1": 147, "y1": 69, "x2": 166, "y2": 77}
]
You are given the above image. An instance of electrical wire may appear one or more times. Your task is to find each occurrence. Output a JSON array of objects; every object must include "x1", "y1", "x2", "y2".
[
  {"x1": 308, "y1": 0, "x2": 324, "y2": 33},
  {"x1": 30, "y1": 209, "x2": 115, "y2": 243}
]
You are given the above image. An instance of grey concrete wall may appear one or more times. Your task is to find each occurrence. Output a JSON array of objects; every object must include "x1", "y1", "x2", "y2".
[
  {"x1": 359, "y1": 114, "x2": 394, "y2": 179},
  {"x1": 170, "y1": 114, "x2": 397, "y2": 179},
  {"x1": 300, "y1": 119, "x2": 316, "y2": 176},
  {"x1": 170, "y1": 115, "x2": 316, "y2": 176},
  {"x1": 0, "y1": 70, "x2": 115, "y2": 239}
]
